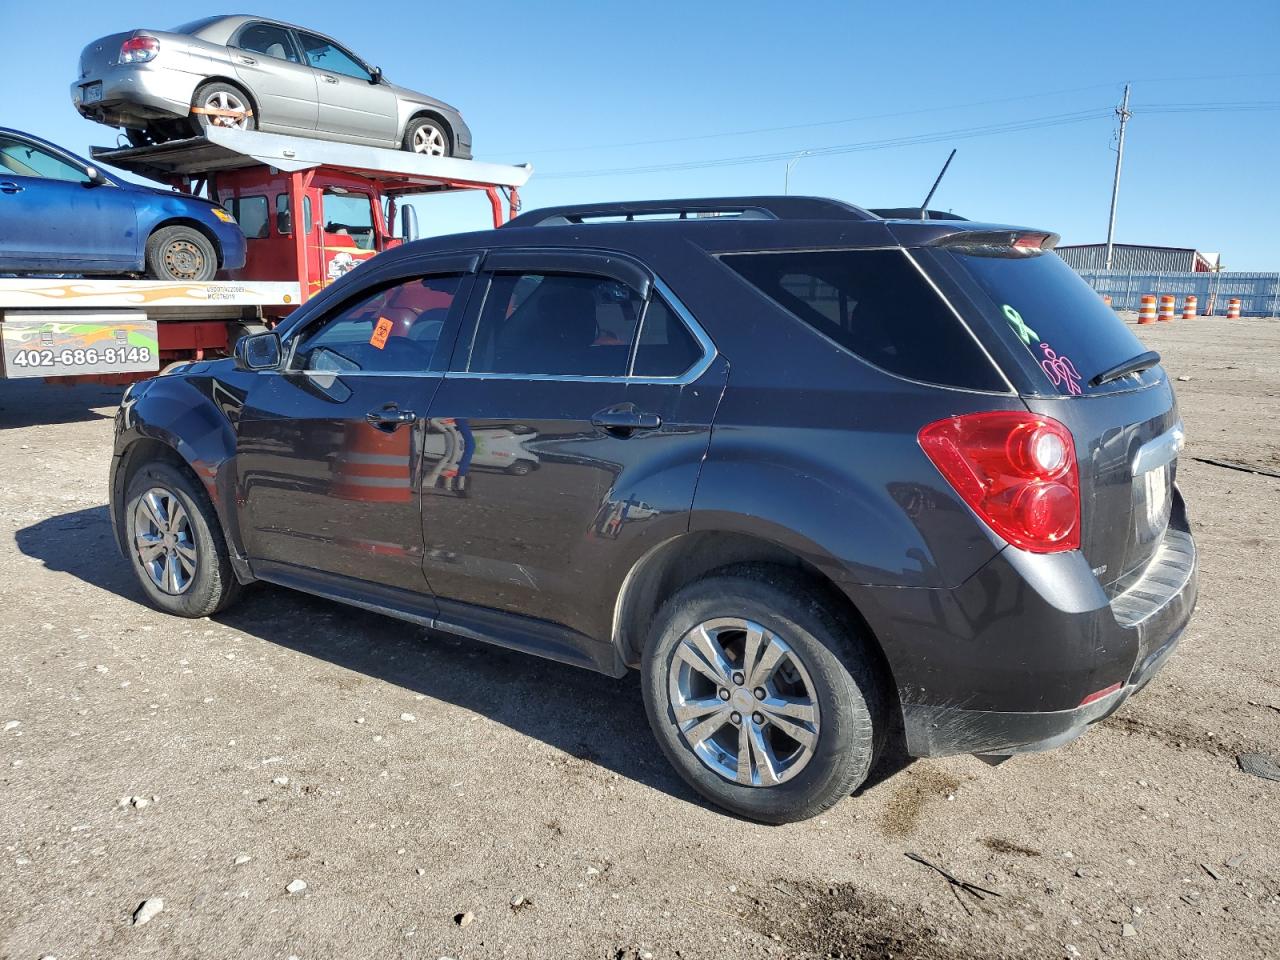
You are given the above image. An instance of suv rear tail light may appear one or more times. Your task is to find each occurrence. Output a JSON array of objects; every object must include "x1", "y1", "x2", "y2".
[
  {"x1": 119, "y1": 36, "x2": 159, "y2": 64},
  {"x1": 919, "y1": 411, "x2": 1080, "y2": 553}
]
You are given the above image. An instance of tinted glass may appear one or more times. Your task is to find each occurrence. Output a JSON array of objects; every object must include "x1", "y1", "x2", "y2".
[
  {"x1": 322, "y1": 190, "x2": 374, "y2": 249},
  {"x1": 467, "y1": 273, "x2": 643, "y2": 377},
  {"x1": 237, "y1": 23, "x2": 300, "y2": 63},
  {"x1": 297, "y1": 32, "x2": 370, "y2": 80},
  {"x1": 721, "y1": 248, "x2": 1003, "y2": 391},
  {"x1": 633, "y1": 297, "x2": 702, "y2": 377},
  {"x1": 0, "y1": 136, "x2": 89, "y2": 183},
  {"x1": 275, "y1": 193, "x2": 291, "y2": 234},
  {"x1": 294, "y1": 275, "x2": 462, "y2": 374},
  {"x1": 226, "y1": 195, "x2": 268, "y2": 239},
  {"x1": 937, "y1": 250, "x2": 1155, "y2": 396}
]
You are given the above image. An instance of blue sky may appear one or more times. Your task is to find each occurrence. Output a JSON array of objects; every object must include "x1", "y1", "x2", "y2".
[{"x1": 5, "y1": 1, "x2": 1278, "y2": 268}]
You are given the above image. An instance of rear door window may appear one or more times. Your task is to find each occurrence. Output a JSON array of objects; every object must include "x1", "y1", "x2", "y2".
[
  {"x1": 224, "y1": 195, "x2": 268, "y2": 239},
  {"x1": 933, "y1": 249, "x2": 1157, "y2": 396},
  {"x1": 720, "y1": 249, "x2": 1004, "y2": 391}
]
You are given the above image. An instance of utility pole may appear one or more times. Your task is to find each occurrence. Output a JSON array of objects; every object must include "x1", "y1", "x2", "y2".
[
  {"x1": 784, "y1": 150, "x2": 812, "y2": 195},
  {"x1": 1104, "y1": 83, "x2": 1132, "y2": 270}
]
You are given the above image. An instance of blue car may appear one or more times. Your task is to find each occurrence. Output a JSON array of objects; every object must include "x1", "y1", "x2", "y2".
[{"x1": 0, "y1": 127, "x2": 245, "y2": 281}]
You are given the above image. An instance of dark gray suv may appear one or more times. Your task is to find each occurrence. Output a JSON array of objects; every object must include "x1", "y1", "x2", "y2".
[{"x1": 109, "y1": 197, "x2": 1197, "y2": 822}]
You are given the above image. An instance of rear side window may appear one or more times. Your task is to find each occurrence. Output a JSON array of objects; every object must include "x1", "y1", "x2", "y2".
[
  {"x1": 466, "y1": 273, "x2": 643, "y2": 377},
  {"x1": 634, "y1": 297, "x2": 701, "y2": 377},
  {"x1": 935, "y1": 250, "x2": 1154, "y2": 396},
  {"x1": 720, "y1": 249, "x2": 1003, "y2": 391}
]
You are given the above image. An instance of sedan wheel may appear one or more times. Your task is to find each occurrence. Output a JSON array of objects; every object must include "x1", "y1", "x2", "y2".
[
  {"x1": 205, "y1": 89, "x2": 250, "y2": 129},
  {"x1": 668, "y1": 617, "x2": 821, "y2": 787},
  {"x1": 133, "y1": 487, "x2": 198, "y2": 595},
  {"x1": 412, "y1": 124, "x2": 447, "y2": 156}
]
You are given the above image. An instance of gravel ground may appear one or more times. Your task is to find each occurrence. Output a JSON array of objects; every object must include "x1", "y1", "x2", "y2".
[{"x1": 1, "y1": 316, "x2": 1277, "y2": 960}]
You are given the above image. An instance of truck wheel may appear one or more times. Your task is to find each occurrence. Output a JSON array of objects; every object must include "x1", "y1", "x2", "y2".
[
  {"x1": 507, "y1": 460, "x2": 534, "y2": 476},
  {"x1": 145, "y1": 226, "x2": 217, "y2": 282},
  {"x1": 641, "y1": 565, "x2": 887, "y2": 823},
  {"x1": 403, "y1": 117, "x2": 451, "y2": 156},
  {"x1": 124, "y1": 461, "x2": 242, "y2": 618}
]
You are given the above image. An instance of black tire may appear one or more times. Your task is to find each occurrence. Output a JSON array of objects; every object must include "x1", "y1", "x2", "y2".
[
  {"x1": 401, "y1": 116, "x2": 452, "y2": 156},
  {"x1": 191, "y1": 81, "x2": 257, "y2": 134},
  {"x1": 123, "y1": 461, "x2": 242, "y2": 618},
  {"x1": 641, "y1": 565, "x2": 887, "y2": 823},
  {"x1": 144, "y1": 225, "x2": 217, "y2": 282}
]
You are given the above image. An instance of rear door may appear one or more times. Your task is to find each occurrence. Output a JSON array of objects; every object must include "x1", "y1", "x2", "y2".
[
  {"x1": 234, "y1": 255, "x2": 477, "y2": 600},
  {"x1": 420, "y1": 250, "x2": 723, "y2": 640},
  {"x1": 0, "y1": 133, "x2": 138, "y2": 269},
  {"x1": 294, "y1": 31, "x2": 399, "y2": 145},
  {"x1": 923, "y1": 243, "x2": 1183, "y2": 594},
  {"x1": 229, "y1": 21, "x2": 318, "y2": 134}
]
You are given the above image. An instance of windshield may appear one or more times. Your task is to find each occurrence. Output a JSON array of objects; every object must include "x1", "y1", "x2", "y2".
[{"x1": 936, "y1": 249, "x2": 1158, "y2": 396}]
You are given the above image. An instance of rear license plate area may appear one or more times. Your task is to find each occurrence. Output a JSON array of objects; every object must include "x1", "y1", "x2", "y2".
[{"x1": 83, "y1": 83, "x2": 103, "y2": 104}]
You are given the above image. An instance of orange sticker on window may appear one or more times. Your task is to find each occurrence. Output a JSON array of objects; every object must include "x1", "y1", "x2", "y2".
[{"x1": 369, "y1": 316, "x2": 393, "y2": 349}]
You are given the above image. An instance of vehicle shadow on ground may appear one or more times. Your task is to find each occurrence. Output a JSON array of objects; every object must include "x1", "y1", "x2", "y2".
[
  {"x1": 0, "y1": 381, "x2": 121, "y2": 428},
  {"x1": 18, "y1": 504, "x2": 913, "y2": 817}
]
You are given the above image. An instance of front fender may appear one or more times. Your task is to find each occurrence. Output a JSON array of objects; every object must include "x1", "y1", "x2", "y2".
[{"x1": 111, "y1": 370, "x2": 247, "y2": 568}]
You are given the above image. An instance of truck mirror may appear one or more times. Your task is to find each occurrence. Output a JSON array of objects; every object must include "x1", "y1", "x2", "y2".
[
  {"x1": 235, "y1": 332, "x2": 282, "y2": 371},
  {"x1": 400, "y1": 203, "x2": 418, "y2": 242}
]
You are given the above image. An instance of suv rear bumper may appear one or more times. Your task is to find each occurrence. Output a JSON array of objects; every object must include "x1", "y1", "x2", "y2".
[{"x1": 857, "y1": 504, "x2": 1197, "y2": 758}]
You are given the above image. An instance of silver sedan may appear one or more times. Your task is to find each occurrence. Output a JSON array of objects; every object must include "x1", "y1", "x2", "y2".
[{"x1": 71, "y1": 15, "x2": 472, "y2": 158}]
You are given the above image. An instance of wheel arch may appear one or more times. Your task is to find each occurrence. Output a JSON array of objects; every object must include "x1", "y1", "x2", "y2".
[
  {"x1": 611, "y1": 530, "x2": 899, "y2": 707},
  {"x1": 402, "y1": 110, "x2": 454, "y2": 150}
]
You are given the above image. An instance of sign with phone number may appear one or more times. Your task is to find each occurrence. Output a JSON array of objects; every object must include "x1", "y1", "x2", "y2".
[{"x1": 1, "y1": 312, "x2": 160, "y2": 379}]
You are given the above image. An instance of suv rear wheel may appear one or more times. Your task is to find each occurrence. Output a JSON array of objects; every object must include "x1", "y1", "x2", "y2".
[
  {"x1": 124, "y1": 461, "x2": 242, "y2": 618},
  {"x1": 641, "y1": 566, "x2": 886, "y2": 823}
]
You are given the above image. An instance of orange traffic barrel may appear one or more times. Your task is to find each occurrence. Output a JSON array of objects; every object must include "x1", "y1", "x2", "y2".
[
  {"x1": 1102, "y1": 294, "x2": 1113, "y2": 308},
  {"x1": 332, "y1": 422, "x2": 412, "y2": 502},
  {"x1": 1158, "y1": 295, "x2": 1176, "y2": 322},
  {"x1": 1227, "y1": 298, "x2": 1242, "y2": 319},
  {"x1": 1182, "y1": 295, "x2": 1198, "y2": 319},
  {"x1": 1138, "y1": 295, "x2": 1157, "y2": 324}
]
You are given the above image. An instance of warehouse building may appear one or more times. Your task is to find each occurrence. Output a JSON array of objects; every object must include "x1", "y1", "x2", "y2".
[{"x1": 1057, "y1": 243, "x2": 1220, "y2": 273}]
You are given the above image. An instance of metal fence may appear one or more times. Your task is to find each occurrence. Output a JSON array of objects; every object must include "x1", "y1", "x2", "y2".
[{"x1": 1073, "y1": 268, "x2": 1280, "y2": 317}]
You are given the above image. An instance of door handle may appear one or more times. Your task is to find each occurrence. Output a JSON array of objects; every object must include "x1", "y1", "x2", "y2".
[
  {"x1": 238, "y1": 55, "x2": 256, "y2": 65},
  {"x1": 591, "y1": 404, "x2": 661, "y2": 437},
  {"x1": 0, "y1": 181, "x2": 23, "y2": 195},
  {"x1": 321, "y1": 74, "x2": 339, "y2": 84},
  {"x1": 366, "y1": 404, "x2": 416, "y2": 431}
]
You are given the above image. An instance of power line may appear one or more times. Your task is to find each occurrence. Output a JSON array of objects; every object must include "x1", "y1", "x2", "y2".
[{"x1": 539, "y1": 109, "x2": 1112, "y2": 180}]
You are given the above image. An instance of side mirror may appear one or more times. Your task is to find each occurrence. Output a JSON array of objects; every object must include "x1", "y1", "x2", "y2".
[
  {"x1": 84, "y1": 165, "x2": 106, "y2": 186},
  {"x1": 400, "y1": 203, "x2": 418, "y2": 242},
  {"x1": 369, "y1": 65, "x2": 383, "y2": 84},
  {"x1": 234, "y1": 332, "x2": 282, "y2": 371}
]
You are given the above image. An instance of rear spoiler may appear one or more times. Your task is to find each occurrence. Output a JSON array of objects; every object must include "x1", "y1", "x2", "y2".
[{"x1": 928, "y1": 229, "x2": 1061, "y2": 256}]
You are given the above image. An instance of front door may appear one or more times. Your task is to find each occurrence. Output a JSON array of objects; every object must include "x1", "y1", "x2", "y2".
[
  {"x1": 0, "y1": 133, "x2": 138, "y2": 269},
  {"x1": 421, "y1": 251, "x2": 722, "y2": 640},
  {"x1": 230, "y1": 21, "x2": 318, "y2": 134},
  {"x1": 235, "y1": 258, "x2": 476, "y2": 600},
  {"x1": 295, "y1": 31, "x2": 399, "y2": 145}
]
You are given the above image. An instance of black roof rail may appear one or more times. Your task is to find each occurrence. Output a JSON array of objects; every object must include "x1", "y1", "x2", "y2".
[
  {"x1": 870, "y1": 207, "x2": 969, "y2": 221},
  {"x1": 504, "y1": 196, "x2": 879, "y2": 227}
]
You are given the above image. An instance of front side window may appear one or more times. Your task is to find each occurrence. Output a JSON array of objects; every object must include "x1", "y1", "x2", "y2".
[
  {"x1": 466, "y1": 272, "x2": 644, "y2": 377},
  {"x1": 321, "y1": 190, "x2": 375, "y2": 249},
  {"x1": 296, "y1": 32, "x2": 370, "y2": 80},
  {"x1": 236, "y1": 23, "x2": 300, "y2": 63},
  {"x1": 0, "y1": 136, "x2": 90, "y2": 183},
  {"x1": 720, "y1": 248, "x2": 1003, "y2": 391},
  {"x1": 293, "y1": 274, "x2": 462, "y2": 374},
  {"x1": 224, "y1": 195, "x2": 268, "y2": 239}
]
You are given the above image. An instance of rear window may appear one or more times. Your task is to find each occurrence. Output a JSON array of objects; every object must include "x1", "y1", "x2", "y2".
[
  {"x1": 938, "y1": 250, "x2": 1154, "y2": 396},
  {"x1": 720, "y1": 249, "x2": 1004, "y2": 391}
]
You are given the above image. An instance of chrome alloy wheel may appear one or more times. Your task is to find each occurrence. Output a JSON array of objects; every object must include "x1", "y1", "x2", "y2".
[
  {"x1": 133, "y1": 488, "x2": 197, "y2": 595},
  {"x1": 412, "y1": 124, "x2": 447, "y2": 155},
  {"x1": 667, "y1": 617, "x2": 821, "y2": 787},
  {"x1": 205, "y1": 90, "x2": 249, "y2": 128}
]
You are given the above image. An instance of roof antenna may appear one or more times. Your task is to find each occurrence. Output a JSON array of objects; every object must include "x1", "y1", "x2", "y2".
[{"x1": 919, "y1": 148, "x2": 956, "y2": 220}]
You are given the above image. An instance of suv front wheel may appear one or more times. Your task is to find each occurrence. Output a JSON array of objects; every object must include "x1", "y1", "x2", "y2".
[{"x1": 641, "y1": 566, "x2": 886, "y2": 823}]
